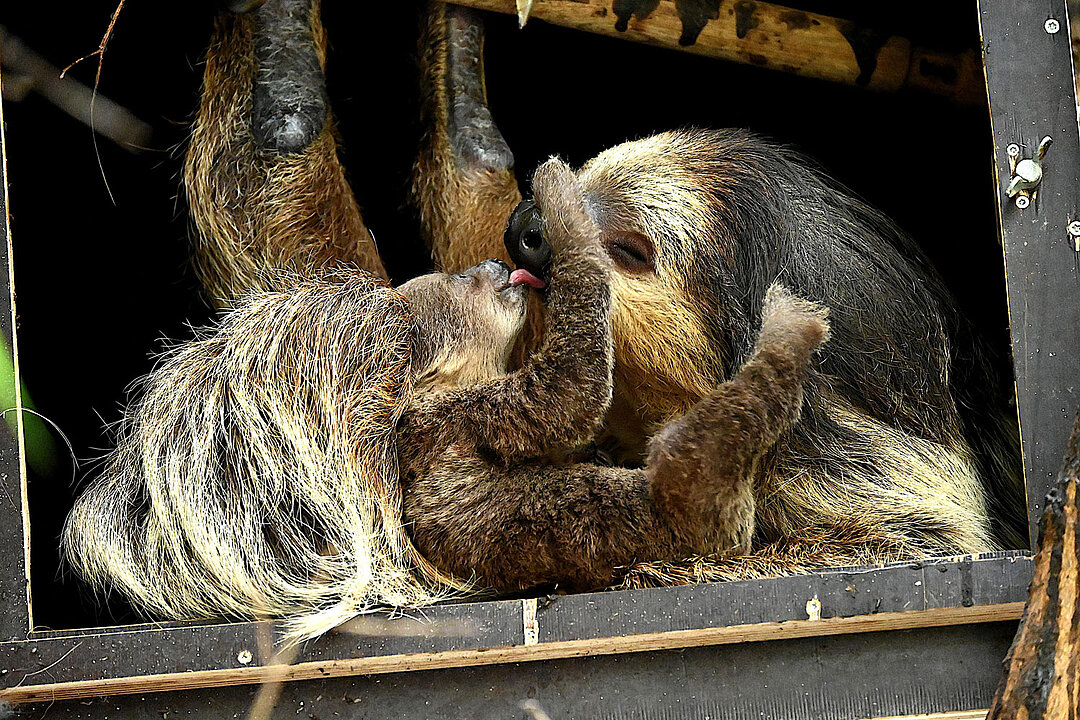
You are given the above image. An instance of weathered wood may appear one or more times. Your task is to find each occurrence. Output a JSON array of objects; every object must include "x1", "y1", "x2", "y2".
[
  {"x1": 0, "y1": 67, "x2": 32, "y2": 642},
  {"x1": 18, "y1": 624, "x2": 1017, "y2": 719},
  {"x1": 0, "y1": 604, "x2": 1025, "y2": 705},
  {"x1": 448, "y1": 0, "x2": 983, "y2": 103},
  {"x1": 987, "y1": 408, "x2": 1080, "y2": 719},
  {"x1": 979, "y1": 0, "x2": 1080, "y2": 546},
  {"x1": 0, "y1": 553, "x2": 1032, "y2": 704}
]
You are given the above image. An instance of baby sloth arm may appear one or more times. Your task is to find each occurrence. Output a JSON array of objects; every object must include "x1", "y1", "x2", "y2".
[{"x1": 418, "y1": 159, "x2": 613, "y2": 460}]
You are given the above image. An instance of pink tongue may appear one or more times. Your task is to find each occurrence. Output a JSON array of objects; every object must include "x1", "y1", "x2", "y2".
[{"x1": 509, "y1": 268, "x2": 547, "y2": 289}]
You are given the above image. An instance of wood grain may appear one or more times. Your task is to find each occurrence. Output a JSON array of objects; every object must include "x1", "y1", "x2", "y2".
[
  {"x1": 0, "y1": 602, "x2": 1023, "y2": 704},
  {"x1": 448, "y1": 0, "x2": 982, "y2": 103},
  {"x1": 988, "y1": 411, "x2": 1080, "y2": 718}
]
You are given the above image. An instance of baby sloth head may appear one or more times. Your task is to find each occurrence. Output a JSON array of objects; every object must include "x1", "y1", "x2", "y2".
[{"x1": 399, "y1": 259, "x2": 531, "y2": 390}]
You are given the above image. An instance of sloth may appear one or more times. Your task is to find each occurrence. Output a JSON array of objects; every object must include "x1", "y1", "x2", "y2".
[
  {"x1": 62, "y1": 159, "x2": 831, "y2": 639},
  {"x1": 176, "y1": 0, "x2": 1025, "y2": 584},
  {"x1": 505, "y1": 130, "x2": 1026, "y2": 581}
]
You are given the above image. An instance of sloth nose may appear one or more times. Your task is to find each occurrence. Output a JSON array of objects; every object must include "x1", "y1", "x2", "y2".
[
  {"x1": 468, "y1": 258, "x2": 511, "y2": 285},
  {"x1": 504, "y1": 199, "x2": 552, "y2": 281}
]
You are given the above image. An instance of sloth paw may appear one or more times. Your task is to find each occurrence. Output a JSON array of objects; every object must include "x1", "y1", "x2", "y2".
[{"x1": 756, "y1": 284, "x2": 831, "y2": 365}]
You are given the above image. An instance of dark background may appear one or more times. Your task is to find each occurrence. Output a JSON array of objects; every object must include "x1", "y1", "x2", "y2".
[{"x1": 0, "y1": 1, "x2": 1008, "y2": 630}]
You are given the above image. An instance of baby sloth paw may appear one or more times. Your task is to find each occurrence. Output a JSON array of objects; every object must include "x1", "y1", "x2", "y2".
[
  {"x1": 530, "y1": 158, "x2": 603, "y2": 257},
  {"x1": 755, "y1": 284, "x2": 831, "y2": 368}
]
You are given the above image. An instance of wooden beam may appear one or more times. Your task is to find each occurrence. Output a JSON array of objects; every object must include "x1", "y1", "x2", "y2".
[
  {"x1": 0, "y1": 64, "x2": 32, "y2": 643},
  {"x1": 0, "y1": 602, "x2": 1024, "y2": 705},
  {"x1": 448, "y1": 0, "x2": 983, "y2": 104},
  {"x1": 979, "y1": 0, "x2": 1080, "y2": 546}
]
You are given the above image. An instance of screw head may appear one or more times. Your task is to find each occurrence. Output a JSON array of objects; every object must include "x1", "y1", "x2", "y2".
[
  {"x1": 1068, "y1": 221, "x2": 1080, "y2": 237},
  {"x1": 1015, "y1": 195, "x2": 1031, "y2": 209},
  {"x1": 1006, "y1": 143, "x2": 1021, "y2": 157},
  {"x1": 237, "y1": 649, "x2": 253, "y2": 665},
  {"x1": 1045, "y1": 18, "x2": 1061, "y2": 34}
]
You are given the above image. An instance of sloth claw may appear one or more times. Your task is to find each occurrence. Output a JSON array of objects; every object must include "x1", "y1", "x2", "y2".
[
  {"x1": 444, "y1": 6, "x2": 514, "y2": 173},
  {"x1": 250, "y1": 0, "x2": 328, "y2": 154}
]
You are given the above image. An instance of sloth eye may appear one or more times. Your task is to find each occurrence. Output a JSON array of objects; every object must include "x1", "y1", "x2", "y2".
[{"x1": 605, "y1": 232, "x2": 655, "y2": 274}]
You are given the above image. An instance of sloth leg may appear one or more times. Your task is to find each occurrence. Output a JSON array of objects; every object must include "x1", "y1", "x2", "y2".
[
  {"x1": 185, "y1": 0, "x2": 384, "y2": 305},
  {"x1": 413, "y1": 2, "x2": 522, "y2": 272}
]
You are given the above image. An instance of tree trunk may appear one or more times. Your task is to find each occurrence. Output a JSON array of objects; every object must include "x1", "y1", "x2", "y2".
[{"x1": 988, "y1": 409, "x2": 1080, "y2": 718}]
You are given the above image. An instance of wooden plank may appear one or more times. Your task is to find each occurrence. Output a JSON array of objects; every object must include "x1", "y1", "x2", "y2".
[
  {"x1": 11, "y1": 623, "x2": 1018, "y2": 718},
  {"x1": 0, "y1": 66, "x2": 32, "y2": 642},
  {"x1": 867, "y1": 712, "x2": 987, "y2": 720},
  {"x1": 0, "y1": 603, "x2": 1025, "y2": 705},
  {"x1": 449, "y1": 0, "x2": 983, "y2": 103},
  {"x1": 537, "y1": 554, "x2": 1032, "y2": 643},
  {"x1": 0, "y1": 554, "x2": 1028, "y2": 705},
  {"x1": 979, "y1": 0, "x2": 1080, "y2": 547}
]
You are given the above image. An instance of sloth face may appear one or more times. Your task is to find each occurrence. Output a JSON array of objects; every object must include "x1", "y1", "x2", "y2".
[
  {"x1": 401, "y1": 259, "x2": 530, "y2": 390},
  {"x1": 574, "y1": 131, "x2": 732, "y2": 424}
]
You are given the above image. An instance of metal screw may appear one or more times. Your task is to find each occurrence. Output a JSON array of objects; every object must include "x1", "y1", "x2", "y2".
[
  {"x1": 1006, "y1": 143, "x2": 1020, "y2": 158},
  {"x1": 1069, "y1": 221, "x2": 1080, "y2": 237},
  {"x1": 1015, "y1": 195, "x2": 1030, "y2": 209},
  {"x1": 1045, "y1": 18, "x2": 1061, "y2": 34},
  {"x1": 237, "y1": 649, "x2": 253, "y2": 665}
]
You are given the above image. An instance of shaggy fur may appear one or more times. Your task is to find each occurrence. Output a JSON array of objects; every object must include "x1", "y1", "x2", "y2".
[
  {"x1": 184, "y1": 0, "x2": 384, "y2": 305},
  {"x1": 62, "y1": 271, "x2": 456, "y2": 641},
  {"x1": 64, "y1": 160, "x2": 830, "y2": 635},
  {"x1": 176, "y1": 0, "x2": 1023, "y2": 588},
  {"x1": 514, "y1": 130, "x2": 1025, "y2": 570}
]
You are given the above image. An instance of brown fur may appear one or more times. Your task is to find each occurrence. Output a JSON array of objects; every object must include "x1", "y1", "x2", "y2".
[
  {"x1": 412, "y1": 2, "x2": 521, "y2": 273},
  {"x1": 64, "y1": 159, "x2": 830, "y2": 634},
  {"x1": 177, "y1": 2, "x2": 1019, "y2": 591},
  {"x1": 184, "y1": 0, "x2": 384, "y2": 305},
  {"x1": 397, "y1": 159, "x2": 830, "y2": 591},
  {"x1": 556, "y1": 130, "x2": 1014, "y2": 571},
  {"x1": 412, "y1": 2, "x2": 544, "y2": 362}
]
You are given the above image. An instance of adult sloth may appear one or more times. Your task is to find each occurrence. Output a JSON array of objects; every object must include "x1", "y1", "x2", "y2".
[{"x1": 506, "y1": 129, "x2": 1024, "y2": 580}]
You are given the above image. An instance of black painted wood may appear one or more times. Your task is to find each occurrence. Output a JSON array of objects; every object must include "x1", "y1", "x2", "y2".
[
  {"x1": 537, "y1": 552, "x2": 1031, "y2": 643},
  {"x1": 979, "y1": 0, "x2": 1080, "y2": 547},
  {"x1": 0, "y1": 73, "x2": 32, "y2": 642},
  {"x1": 22, "y1": 623, "x2": 1019, "y2": 720},
  {"x1": 0, "y1": 553, "x2": 1031, "y2": 691},
  {"x1": 0, "y1": 598, "x2": 524, "y2": 686}
]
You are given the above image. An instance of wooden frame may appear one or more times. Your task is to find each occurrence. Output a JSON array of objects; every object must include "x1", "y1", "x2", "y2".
[{"x1": 0, "y1": 1, "x2": 1076, "y2": 716}]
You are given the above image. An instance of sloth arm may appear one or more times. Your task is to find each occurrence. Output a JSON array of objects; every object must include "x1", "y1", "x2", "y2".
[
  {"x1": 404, "y1": 288, "x2": 829, "y2": 591},
  {"x1": 410, "y1": 159, "x2": 614, "y2": 461},
  {"x1": 186, "y1": 0, "x2": 385, "y2": 304}
]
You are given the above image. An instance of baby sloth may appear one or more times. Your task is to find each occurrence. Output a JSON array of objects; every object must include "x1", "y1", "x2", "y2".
[{"x1": 63, "y1": 159, "x2": 829, "y2": 638}]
